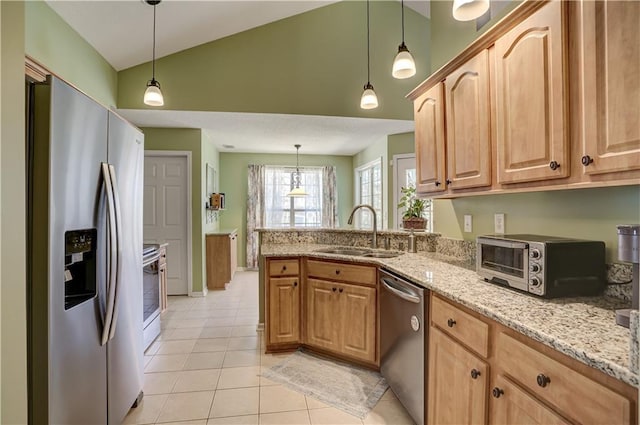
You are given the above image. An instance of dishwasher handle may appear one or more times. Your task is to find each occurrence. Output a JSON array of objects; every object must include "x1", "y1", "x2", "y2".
[{"x1": 381, "y1": 277, "x2": 421, "y2": 304}]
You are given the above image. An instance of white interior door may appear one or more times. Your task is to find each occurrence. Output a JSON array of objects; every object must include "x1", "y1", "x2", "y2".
[
  {"x1": 393, "y1": 154, "x2": 417, "y2": 229},
  {"x1": 144, "y1": 153, "x2": 190, "y2": 295}
]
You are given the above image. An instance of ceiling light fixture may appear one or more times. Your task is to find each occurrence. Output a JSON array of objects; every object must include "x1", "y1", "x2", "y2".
[
  {"x1": 392, "y1": 0, "x2": 416, "y2": 79},
  {"x1": 143, "y1": 0, "x2": 164, "y2": 107},
  {"x1": 360, "y1": 0, "x2": 378, "y2": 110},
  {"x1": 287, "y1": 144, "x2": 308, "y2": 197},
  {"x1": 452, "y1": 0, "x2": 490, "y2": 22}
]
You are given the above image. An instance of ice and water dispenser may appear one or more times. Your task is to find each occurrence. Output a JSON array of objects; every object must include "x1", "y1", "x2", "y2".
[{"x1": 64, "y1": 229, "x2": 97, "y2": 310}]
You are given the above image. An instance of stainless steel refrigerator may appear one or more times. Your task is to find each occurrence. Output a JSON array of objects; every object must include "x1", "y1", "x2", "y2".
[{"x1": 28, "y1": 76, "x2": 145, "y2": 424}]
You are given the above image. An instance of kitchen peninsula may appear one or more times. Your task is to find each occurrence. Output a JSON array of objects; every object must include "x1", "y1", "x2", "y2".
[{"x1": 259, "y1": 228, "x2": 638, "y2": 424}]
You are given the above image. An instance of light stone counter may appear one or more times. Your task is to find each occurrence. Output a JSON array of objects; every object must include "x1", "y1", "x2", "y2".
[{"x1": 261, "y1": 243, "x2": 639, "y2": 388}]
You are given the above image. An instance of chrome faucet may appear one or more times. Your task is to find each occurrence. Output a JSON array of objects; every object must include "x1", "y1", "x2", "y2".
[{"x1": 347, "y1": 204, "x2": 377, "y2": 249}]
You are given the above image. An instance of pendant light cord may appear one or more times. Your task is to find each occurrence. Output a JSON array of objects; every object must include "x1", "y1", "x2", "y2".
[
  {"x1": 366, "y1": 0, "x2": 371, "y2": 84},
  {"x1": 152, "y1": 4, "x2": 157, "y2": 80},
  {"x1": 401, "y1": 0, "x2": 405, "y2": 44}
]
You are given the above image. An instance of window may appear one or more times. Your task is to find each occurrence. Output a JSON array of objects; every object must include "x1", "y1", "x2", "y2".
[
  {"x1": 264, "y1": 166, "x2": 323, "y2": 227},
  {"x1": 393, "y1": 154, "x2": 433, "y2": 232},
  {"x1": 355, "y1": 158, "x2": 383, "y2": 229}
]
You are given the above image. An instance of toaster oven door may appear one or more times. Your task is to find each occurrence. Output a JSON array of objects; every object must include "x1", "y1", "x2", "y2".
[{"x1": 477, "y1": 238, "x2": 529, "y2": 291}]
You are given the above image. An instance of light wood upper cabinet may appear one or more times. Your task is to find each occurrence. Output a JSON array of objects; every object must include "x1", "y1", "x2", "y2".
[
  {"x1": 490, "y1": 375, "x2": 571, "y2": 425},
  {"x1": 494, "y1": 0, "x2": 569, "y2": 184},
  {"x1": 415, "y1": 83, "x2": 447, "y2": 193},
  {"x1": 428, "y1": 327, "x2": 489, "y2": 425},
  {"x1": 267, "y1": 277, "x2": 300, "y2": 345},
  {"x1": 445, "y1": 49, "x2": 492, "y2": 190},
  {"x1": 580, "y1": 0, "x2": 640, "y2": 175}
]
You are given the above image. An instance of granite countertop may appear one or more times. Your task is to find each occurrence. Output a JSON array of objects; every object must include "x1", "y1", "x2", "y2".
[
  {"x1": 256, "y1": 227, "x2": 440, "y2": 237},
  {"x1": 206, "y1": 228, "x2": 238, "y2": 235},
  {"x1": 261, "y1": 243, "x2": 639, "y2": 388}
]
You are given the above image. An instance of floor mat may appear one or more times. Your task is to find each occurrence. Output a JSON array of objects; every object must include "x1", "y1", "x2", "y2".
[{"x1": 260, "y1": 349, "x2": 388, "y2": 419}]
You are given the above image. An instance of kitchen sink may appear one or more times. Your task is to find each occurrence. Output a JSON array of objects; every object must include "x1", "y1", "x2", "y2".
[
  {"x1": 315, "y1": 248, "x2": 371, "y2": 256},
  {"x1": 315, "y1": 247, "x2": 404, "y2": 258}
]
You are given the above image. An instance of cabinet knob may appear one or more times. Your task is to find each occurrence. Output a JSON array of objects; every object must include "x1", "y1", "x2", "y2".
[
  {"x1": 549, "y1": 161, "x2": 560, "y2": 170},
  {"x1": 332, "y1": 287, "x2": 337, "y2": 292},
  {"x1": 447, "y1": 318, "x2": 456, "y2": 328},
  {"x1": 536, "y1": 373, "x2": 551, "y2": 388},
  {"x1": 470, "y1": 369, "x2": 481, "y2": 379},
  {"x1": 492, "y1": 387, "x2": 504, "y2": 398},
  {"x1": 581, "y1": 155, "x2": 593, "y2": 166},
  {"x1": 434, "y1": 181, "x2": 441, "y2": 187},
  {"x1": 446, "y1": 179, "x2": 452, "y2": 185},
  {"x1": 282, "y1": 265, "x2": 287, "y2": 271},
  {"x1": 339, "y1": 288, "x2": 343, "y2": 293},
  {"x1": 293, "y1": 281, "x2": 298, "y2": 287},
  {"x1": 335, "y1": 269, "x2": 341, "y2": 275}
]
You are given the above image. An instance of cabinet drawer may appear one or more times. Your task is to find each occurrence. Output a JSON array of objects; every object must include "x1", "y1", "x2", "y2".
[
  {"x1": 431, "y1": 296, "x2": 489, "y2": 358},
  {"x1": 496, "y1": 332, "x2": 632, "y2": 425},
  {"x1": 268, "y1": 259, "x2": 299, "y2": 277},
  {"x1": 306, "y1": 259, "x2": 376, "y2": 286}
]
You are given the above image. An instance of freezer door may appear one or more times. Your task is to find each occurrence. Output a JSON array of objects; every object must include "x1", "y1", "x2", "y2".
[
  {"x1": 30, "y1": 76, "x2": 109, "y2": 424},
  {"x1": 106, "y1": 111, "x2": 145, "y2": 424}
]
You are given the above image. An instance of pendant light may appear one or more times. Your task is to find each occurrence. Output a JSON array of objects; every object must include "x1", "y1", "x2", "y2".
[
  {"x1": 392, "y1": 0, "x2": 416, "y2": 79},
  {"x1": 287, "y1": 144, "x2": 308, "y2": 197},
  {"x1": 360, "y1": 0, "x2": 378, "y2": 110},
  {"x1": 143, "y1": 0, "x2": 164, "y2": 107},
  {"x1": 452, "y1": 0, "x2": 490, "y2": 22}
]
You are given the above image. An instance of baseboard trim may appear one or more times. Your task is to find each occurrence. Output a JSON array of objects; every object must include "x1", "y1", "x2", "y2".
[
  {"x1": 256, "y1": 323, "x2": 265, "y2": 331},
  {"x1": 190, "y1": 291, "x2": 206, "y2": 297}
]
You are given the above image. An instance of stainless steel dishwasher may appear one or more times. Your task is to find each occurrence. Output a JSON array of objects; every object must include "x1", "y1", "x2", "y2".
[{"x1": 380, "y1": 268, "x2": 426, "y2": 425}]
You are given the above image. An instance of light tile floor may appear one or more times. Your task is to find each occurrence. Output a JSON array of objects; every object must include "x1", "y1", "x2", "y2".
[{"x1": 125, "y1": 271, "x2": 415, "y2": 425}]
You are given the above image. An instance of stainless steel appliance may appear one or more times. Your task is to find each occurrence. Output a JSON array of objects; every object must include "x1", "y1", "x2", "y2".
[
  {"x1": 27, "y1": 76, "x2": 144, "y2": 424},
  {"x1": 143, "y1": 245, "x2": 162, "y2": 349},
  {"x1": 615, "y1": 225, "x2": 639, "y2": 328},
  {"x1": 477, "y1": 234, "x2": 605, "y2": 297},
  {"x1": 380, "y1": 269, "x2": 426, "y2": 425}
]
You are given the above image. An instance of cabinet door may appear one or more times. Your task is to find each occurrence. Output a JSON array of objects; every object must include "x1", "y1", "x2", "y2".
[
  {"x1": 445, "y1": 50, "x2": 492, "y2": 190},
  {"x1": 305, "y1": 279, "x2": 340, "y2": 352},
  {"x1": 414, "y1": 83, "x2": 447, "y2": 193},
  {"x1": 428, "y1": 327, "x2": 488, "y2": 425},
  {"x1": 490, "y1": 375, "x2": 571, "y2": 425},
  {"x1": 495, "y1": 1, "x2": 568, "y2": 184},
  {"x1": 339, "y1": 284, "x2": 376, "y2": 364},
  {"x1": 267, "y1": 277, "x2": 300, "y2": 345},
  {"x1": 581, "y1": 0, "x2": 640, "y2": 174}
]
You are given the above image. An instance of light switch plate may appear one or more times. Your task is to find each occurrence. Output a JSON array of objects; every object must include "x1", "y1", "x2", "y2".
[
  {"x1": 464, "y1": 215, "x2": 472, "y2": 233},
  {"x1": 494, "y1": 213, "x2": 505, "y2": 234}
]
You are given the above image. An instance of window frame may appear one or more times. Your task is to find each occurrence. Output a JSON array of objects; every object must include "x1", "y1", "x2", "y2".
[
  {"x1": 353, "y1": 157, "x2": 384, "y2": 230},
  {"x1": 263, "y1": 166, "x2": 323, "y2": 228}
]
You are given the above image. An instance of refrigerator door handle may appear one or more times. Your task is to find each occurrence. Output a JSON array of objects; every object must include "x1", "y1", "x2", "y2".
[
  {"x1": 107, "y1": 164, "x2": 123, "y2": 340},
  {"x1": 101, "y1": 163, "x2": 118, "y2": 346}
]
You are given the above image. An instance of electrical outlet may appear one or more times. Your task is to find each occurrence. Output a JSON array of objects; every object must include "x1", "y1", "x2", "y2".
[
  {"x1": 494, "y1": 213, "x2": 505, "y2": 234},
  {"x1": 464, "y1": 215, "x2": 472, "y2": 233}
]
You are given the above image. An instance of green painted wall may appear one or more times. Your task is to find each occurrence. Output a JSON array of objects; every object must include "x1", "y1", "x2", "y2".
[
  {"x1": 434, "y1": 186, "x2": 640, "y2": 262},
  {"x1": 1, "y1": 2, "x2": 28, "y2": 422},
  {"x1": 201, "y1": 130, "x2": 221, "y2": 291},
  {"x1": 142, "y1": 128, "x2": 209, "y2": 293},
  {"x1": 430, "y1": 0, "x2": 521, "y2": 71},
  {"x1": 218, "y1": 152, "x2": 354, "y2": 267},
  {"x1": 117, "y1": 1, "x2": 430, "y2": 120},
  {"x1": 25, "y1": 1, "x2": 118, "y2": 107}
]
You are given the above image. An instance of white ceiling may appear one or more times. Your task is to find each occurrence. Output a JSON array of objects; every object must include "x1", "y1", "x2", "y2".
[
  {"x1": 48, "y1": 0, "x2": 426, "y2": 155},
  {"x1": 117, "y1": 109, "x2": 415, "y2": 155}
]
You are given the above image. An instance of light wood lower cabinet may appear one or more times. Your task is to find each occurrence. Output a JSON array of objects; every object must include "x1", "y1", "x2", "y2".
[
  {"x1": 305, "y1": 278, "x2": 340, "y2": 352},
  {"x1": 428, "y1": 327, "x2": 489, "y2": 425},
  {"x1": 266, "y1": 259, "x2": 301, "y2": 349},
  {"x1": 205, "y1": 230, "x2": 237, "y2": 290}
]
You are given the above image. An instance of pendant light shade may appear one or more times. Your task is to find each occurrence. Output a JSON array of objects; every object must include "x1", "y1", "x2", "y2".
[
  {"x1": 144, "y1": 0, "x2": 164, "y2": 107},
  {"x1": 360, "y1": 0, "x2": 378, "y2": 110},
  {"x1": 392, "y1": 0, "x2": 416, "y2": 79},
  {"x1": 287, "y1": 144, "x2": 308, "y2": 197},
  {"x1": 452, "y1": 0, "x2": 490, "y2": 21},
  {"x1": 360, "y1": 83, "x2": 379, "y2": 109}
]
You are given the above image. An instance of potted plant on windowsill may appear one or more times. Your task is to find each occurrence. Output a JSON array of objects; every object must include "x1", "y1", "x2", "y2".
[{"x1": 398, "y1": 185, "x2": 429, "y2": 230}]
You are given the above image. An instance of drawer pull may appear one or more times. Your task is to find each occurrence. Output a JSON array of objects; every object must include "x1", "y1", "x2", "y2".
[
  {"x1": 335, "y1": 269, "x2": 341, "y2": 275},
  {"x1": 470, "y1": 369, "x2": 481, "y2": 379},
  {"x1": 536, "y1": 373, "x2": 551, "y2": 388},
  {"x1": 293, "y1": 281, "x2": 298, "y2": 287},
  {"x1": 492, "y1": 387, "x2": 504, "y2": 398},
  {"x1": 282, "y1": 265, "x2": 287, "y2": 272},
  {"x1": 447, "y1": 318, "x2": 456, "y2": 328}
]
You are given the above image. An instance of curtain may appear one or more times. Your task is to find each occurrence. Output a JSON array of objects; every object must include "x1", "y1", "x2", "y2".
[
  {"x1": 246, "y1": 164, "x2": 265, "y2": 270},
  {"x1": 322, "y1": 165, "x2": 339, "y2": 228}
]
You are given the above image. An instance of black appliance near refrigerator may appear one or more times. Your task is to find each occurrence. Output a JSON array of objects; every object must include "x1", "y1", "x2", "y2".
[{"x1": 27, "y1": 76, "x2": 144, "y2": 424}]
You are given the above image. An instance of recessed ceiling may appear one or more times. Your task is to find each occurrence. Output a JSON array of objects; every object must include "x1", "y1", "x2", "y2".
[{"x1": 117, "y1": 109, "x2": 415, "y2": 155}]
